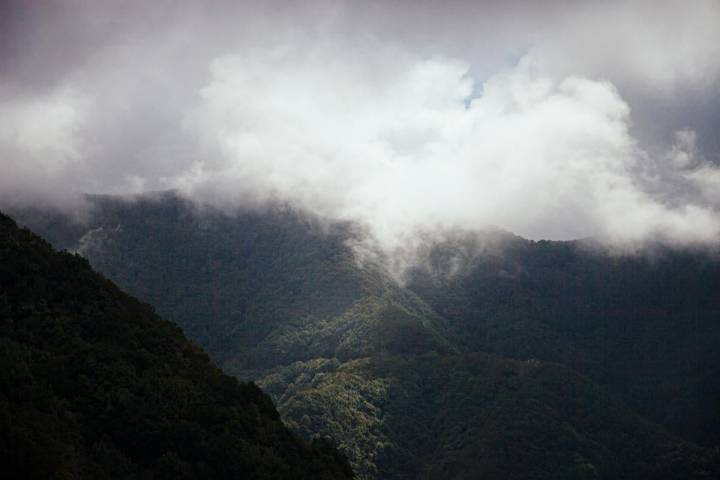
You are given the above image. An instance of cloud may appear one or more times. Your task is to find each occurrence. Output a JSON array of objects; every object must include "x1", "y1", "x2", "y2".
[
  {"x1": 0, "y1": 85, "x2": 88, "y2": 207},
  {"x1": 0, "y1": 0, "x2": 719, "y2": 247},
  {"x1": 176, "y1": 49, "x2": 720, "y2": 246}
]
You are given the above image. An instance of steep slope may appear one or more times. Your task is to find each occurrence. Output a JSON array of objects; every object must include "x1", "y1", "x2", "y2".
[
  {"x1": 13, "y1": 194, "x2": 457, "y2": 478},
  {"x1": 0, "y1": 212, "x2": 353, "y2": 479},
  {"x1": 12, "y1": 193, "x2": 720, "y2": 479},
  {"x1": 404, "y1": 231, "x2": 720, "y2": 446},
  {"x1": 261, "y1": 353, "x2": 720, "y2": 479},
  {"x1": 32, "y1": 193, "x2": 454, "y2": 370}
]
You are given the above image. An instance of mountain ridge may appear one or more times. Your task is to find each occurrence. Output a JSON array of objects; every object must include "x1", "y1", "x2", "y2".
[{"x1": 9, "y1": 192, "x2": 720, "y2": 479}]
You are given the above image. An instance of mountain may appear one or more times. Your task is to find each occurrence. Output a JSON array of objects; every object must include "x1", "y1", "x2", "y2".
[
  {"x1": 0, "y1": 211, "x2": 353, "y2": 479},
  {"x1": 404, "y1": 231, "x2": 720, "y2": 445},
  {"x1": 17, "y1": 193, "x2": 456, "y2": 371},
  {"x1": 12, "y1": 192, "x2": 720, "y2": 479}
]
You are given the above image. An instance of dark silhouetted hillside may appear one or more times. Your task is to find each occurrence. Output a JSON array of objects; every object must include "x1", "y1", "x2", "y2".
[{"x1": 0, "y1": 211, "x2": 353, "y2": 479}]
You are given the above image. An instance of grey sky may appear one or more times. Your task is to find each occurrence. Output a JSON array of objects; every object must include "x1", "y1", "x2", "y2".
[{"x1": 1, "y1": 0, "x2": 719, "y2": 246}]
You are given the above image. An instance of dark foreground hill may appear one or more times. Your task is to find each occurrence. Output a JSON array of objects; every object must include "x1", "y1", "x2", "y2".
[
  {"x1": 0, "y1": 212, "x2": 353, "y2": 479},
  {"x1": 13, "y1": 193, "x2": 720, "y2": 479}
]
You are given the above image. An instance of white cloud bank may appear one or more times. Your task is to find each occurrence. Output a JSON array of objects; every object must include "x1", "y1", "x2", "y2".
[
  {"x1": 0, "y1": 86, "x2": 89, "y2": 206},
  {"x1": 1, "y1": 0, "x2": 719, "y2": 248},
  {"x1": 175, "y1": 50, "x2": 720, "y2": 247}
]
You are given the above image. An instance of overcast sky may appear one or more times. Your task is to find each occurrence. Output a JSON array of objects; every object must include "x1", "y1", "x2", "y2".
[{"x1": 1, "y1": 0, "x2": 719, "y2": 246}]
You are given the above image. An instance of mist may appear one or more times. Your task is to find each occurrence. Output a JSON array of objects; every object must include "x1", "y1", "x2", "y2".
[{"x1": 1, "y1": 0, "x2": 719, "y2": 249}]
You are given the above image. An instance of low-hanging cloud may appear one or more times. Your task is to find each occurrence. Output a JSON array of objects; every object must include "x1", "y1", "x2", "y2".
[
  {"x1": 177, "y1": 49, "x2": 720, "y2": 247},
  {"x1": 0, "y1": 85, "x2": 89, "y2": 208},
  {"x1": 1, "y1": 0, "x2": 719, "y2": 248}
]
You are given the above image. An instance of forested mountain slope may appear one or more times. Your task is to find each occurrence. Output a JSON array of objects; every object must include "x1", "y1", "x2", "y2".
[
  {"x1": 13, "y1": 193, "x2": 720, "y2": 479},
  {"x1": 405, "y1": 232, "x2": 720, "y2": 445},
  {"x1": 0, "y1": 211, "x2": 353, "y2": 479},
  {"x1": 24, "y1": 192, "x2": 454, "y2": 370}
]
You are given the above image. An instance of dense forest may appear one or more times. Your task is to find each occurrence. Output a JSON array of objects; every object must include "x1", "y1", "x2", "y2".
[
  {"x1": 405, "y1": 231, "x2": 720, "y2": 446},
  {"x1": 0, "y1": 211, "x2": 353, "y2": 479},
  {"x1": 12, "y1": 192, "x2": 720, "y2": 479}
]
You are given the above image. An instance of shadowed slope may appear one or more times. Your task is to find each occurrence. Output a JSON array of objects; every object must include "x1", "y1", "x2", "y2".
[
  {"x1": 0, "y1": 211, "x2": 353, "y2": 479},
  {"x1": 405, "y1": 232, "x2": 720, "y2": 445},
  {"x1": 12, "y1": 194, "x2": 720, "y2": 479}
]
